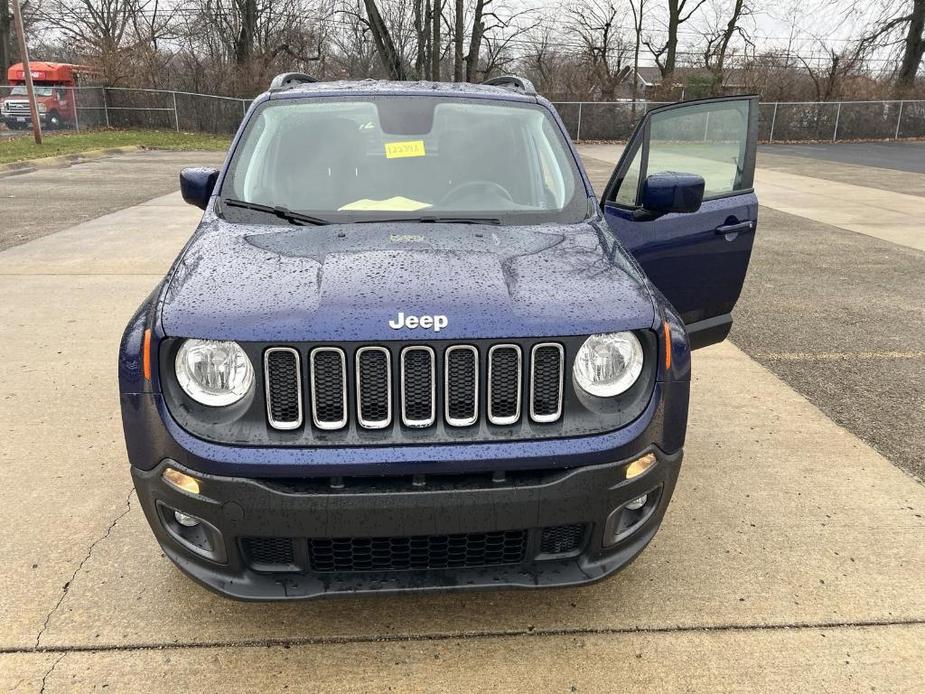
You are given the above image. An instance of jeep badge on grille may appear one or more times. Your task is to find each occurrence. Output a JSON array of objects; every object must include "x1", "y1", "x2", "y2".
[{"x1": 389, "y1": 312, "x2": 449, "y2": 332}]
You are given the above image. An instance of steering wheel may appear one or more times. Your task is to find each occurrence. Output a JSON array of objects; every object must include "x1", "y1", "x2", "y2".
[{"x1": 439, "y1": 180, "x2": 514, "y2": 206}]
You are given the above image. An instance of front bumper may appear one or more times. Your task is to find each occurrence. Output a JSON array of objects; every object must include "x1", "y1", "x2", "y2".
[
  {"x1": 2, "y1": 113, "x2": 48, "y2": 126},
  {"x1": 132, "y1": 448, "x2": 681, "y2": 600}
]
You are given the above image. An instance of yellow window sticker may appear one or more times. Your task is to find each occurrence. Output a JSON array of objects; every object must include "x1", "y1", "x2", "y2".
[{"x1": 384, "y1": 140, "x2": 426, "y2": 159}]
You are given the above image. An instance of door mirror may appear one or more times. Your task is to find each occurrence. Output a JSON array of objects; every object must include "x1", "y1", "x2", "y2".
[
  {"x1": 639, "y1": 172, "x2": 705, "y2": 215},
  {"x1": 180, "y1": 167, "x2": 219, "y2": 210}
]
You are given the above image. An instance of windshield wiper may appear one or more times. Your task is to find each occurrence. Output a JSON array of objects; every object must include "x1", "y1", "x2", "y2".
[
  {"x1": 222, "y1": 198, "x2": 329, "y2": 226},
  {"x1": 355, "y1": 216, "x2": 502, "y2": 225}
]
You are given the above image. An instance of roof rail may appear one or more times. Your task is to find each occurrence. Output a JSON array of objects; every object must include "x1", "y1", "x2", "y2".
[
  {"x1": 269, "y1": 72, "x2": 319, "y2": 91},
  {"x1": 483, "y1": 75, "x2": 536, "y2": 96}
]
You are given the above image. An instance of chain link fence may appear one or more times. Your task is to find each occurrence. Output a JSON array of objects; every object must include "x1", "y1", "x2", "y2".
[
  {"x1": 549, "y1": 99, "x2": 925, "y2": 143},
  {"x1": 0, "y1": 86, "x2": 251, "y2": 136},
  {"x1": 2, "y1": 85, "x2": 924, "y2": 143}
]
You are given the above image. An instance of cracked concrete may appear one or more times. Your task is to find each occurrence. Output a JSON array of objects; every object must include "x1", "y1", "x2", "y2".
[
  {"x1": 0, "y1": 150, "x2": 923, "y2": 691},
  {"x1": 33, "y1": 489, "x2": 135, "y2": 649}
]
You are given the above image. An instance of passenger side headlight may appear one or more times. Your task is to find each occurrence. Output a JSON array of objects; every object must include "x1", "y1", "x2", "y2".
[
  {"x1": 175, "y1": 339, "x2": 254, "y2": 406},
  {"x1": 573, "y1": 332, "x2": 644, "y2": 397}
]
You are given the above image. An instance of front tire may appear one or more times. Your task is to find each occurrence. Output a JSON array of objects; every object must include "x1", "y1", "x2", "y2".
[{"x1": 47, "y1": 111, "x2": 62, "y2": 130}]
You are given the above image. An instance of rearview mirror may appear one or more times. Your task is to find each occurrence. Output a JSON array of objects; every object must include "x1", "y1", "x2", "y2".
[
  {"x1": 639, "y1": 172, "x2": 705, "y2": 216},
  {"x1": 180, "y1": 167, "x2": 219, "y2": 210}
]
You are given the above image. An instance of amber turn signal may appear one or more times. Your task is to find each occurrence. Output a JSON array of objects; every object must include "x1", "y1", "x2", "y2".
[
  {"x1": 162, "y1": 467, "x2": 201, "y2": 495},
  {"x1": 625, "y1": 453, "x2": 656, "y2": 479},
  {"x1": 142, "y1": 328, "x2": 152, "y2": 381},
  {"x1": 662, "y1": 320, "x2": 672, "y2": 370}
]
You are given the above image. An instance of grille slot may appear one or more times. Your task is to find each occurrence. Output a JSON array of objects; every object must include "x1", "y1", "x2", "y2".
[
  {"x1": 400, "y1": 346, "x2": 436, "y2": 427},
  {"x1": 241, "y1": 537, "x2": 296, "y2": 570},
  {"x1": 540, "y1": 524, "x2": 586, "y2": 555},
  {"x1": 308, "y1": 530, "x2": 527, "y2": 572},
  {"x1": 530, "y1": 343, "x2": 564, "y2": 423},
  {"x1": 264, "y1": 348, "x2": 303, "y2": 430},
  {"x1": 444, "y1": 345, "x2": 478, "y2": 427},
  {"x1": 488, "y1": 344, "x2": 523, "y2": 425},
  {"x1": 309, "y1": 347, "x2": 347, "y2": 430},
  {"x1": 356, "y1": 347, "x2": 392, "y2": 428}
]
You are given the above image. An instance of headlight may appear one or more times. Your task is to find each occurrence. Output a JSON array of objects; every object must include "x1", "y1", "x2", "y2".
[
  {"x1": 175, "y1": 339, "x2": 254, "y2": 406},
  {"x1": 573, "y1": 332, "x2": 644, "y2": 397},
  {"x1": 37, "y1": 104, "x2": 46, "y2": 113}
]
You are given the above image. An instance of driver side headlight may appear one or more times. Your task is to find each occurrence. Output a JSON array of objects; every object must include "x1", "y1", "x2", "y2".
[
  {"x1": 175, "y1": 339, "x2": 254, "y2": 406},
  {"x1": 573, "y1": 332, "x2": 644, "y2": 397}
]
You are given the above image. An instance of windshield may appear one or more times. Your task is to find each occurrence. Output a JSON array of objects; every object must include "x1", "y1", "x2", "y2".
[
  {"x1": 221, "y1": 95, "x2": 588, "y2": 225},
  {"x1": 10, "y1": 85, "x2": 56, "y2": 97}
]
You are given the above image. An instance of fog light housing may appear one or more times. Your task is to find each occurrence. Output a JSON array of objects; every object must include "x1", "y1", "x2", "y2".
[
  {"x1": 603, "y1": 486, "x2": 662, "y2": 547},
  {"x1": 174, "y1": 511, "x2": 200, "y2": 527},
  {"x1": 156, "y1": 501, "x2": 226, "y2": 564},
  {"x1": 625, "y1": 495, "x2": 647, "y2": 511}
]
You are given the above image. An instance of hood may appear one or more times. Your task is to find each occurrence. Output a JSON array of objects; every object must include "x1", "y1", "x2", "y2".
[{"x1": 160, "y1": 218, "x2": 655, "y2": 342}]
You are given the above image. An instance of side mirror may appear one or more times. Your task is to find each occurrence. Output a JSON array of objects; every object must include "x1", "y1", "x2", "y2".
[
  {"x1": 180, "y1": 167, "x2": 219, "y2": 210},
  {"x1": 639, "y1": 172, "x2": 705, "y2": 216}
]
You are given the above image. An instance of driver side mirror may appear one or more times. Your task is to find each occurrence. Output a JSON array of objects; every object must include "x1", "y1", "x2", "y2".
[
  {"x1": 639, "y1": 172, "x2": 705, "y2": 216},
  {"x1": 180, "y1": 167, "x2": 220, "y2": 210}
]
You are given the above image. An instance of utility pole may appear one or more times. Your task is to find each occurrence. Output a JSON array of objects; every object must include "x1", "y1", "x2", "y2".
[{"x1": 11, "y1": 0, "x2": 40, "y2": 144}]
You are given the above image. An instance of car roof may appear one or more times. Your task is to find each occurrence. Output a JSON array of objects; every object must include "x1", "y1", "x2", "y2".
[{"x1": 267, "y1": 79, "x2": 539, "y2": 104}]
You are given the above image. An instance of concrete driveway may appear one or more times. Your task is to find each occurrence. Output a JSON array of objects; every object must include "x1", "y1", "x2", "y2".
[{"x1": 0, "y1": 150, "x2": 922, "y2": 692}]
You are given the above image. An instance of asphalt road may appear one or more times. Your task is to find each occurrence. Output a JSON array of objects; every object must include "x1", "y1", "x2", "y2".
[
  {"x1": 759, "y1": 141, "x2": 925, "y2": 174},
  {"x1": 0, "y1": 150, "x2": 224, "y2": 252}
]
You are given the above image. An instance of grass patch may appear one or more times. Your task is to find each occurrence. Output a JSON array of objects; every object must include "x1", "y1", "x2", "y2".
[{"x1": 0, "y1": 129, "x2": 231, "y2": 164}]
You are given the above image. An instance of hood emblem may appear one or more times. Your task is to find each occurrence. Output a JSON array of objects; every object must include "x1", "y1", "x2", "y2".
[{"x1": 389, "y1": 312, "x2": 448, "y2": 332}]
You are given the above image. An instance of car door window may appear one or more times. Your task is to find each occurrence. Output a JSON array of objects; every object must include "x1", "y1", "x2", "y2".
[
  {"x1": 614, "y1": 144, "x2": 642, "y2": 206},
  {"x1": 608, "y1": 99, "x2": 751, "y2": 205},
  {"x1": 648, "y1": 100, "x2": 749, "y2": 197}
]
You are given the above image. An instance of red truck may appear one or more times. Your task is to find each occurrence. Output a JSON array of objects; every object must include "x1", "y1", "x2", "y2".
[{"x1": 2, "y1": 62, "x2": 96, "y2": 130}]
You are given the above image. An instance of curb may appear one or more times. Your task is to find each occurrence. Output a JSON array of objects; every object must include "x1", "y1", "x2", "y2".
[{"x1": 0, "y1": 145, "x2": 143, "y2": 174}]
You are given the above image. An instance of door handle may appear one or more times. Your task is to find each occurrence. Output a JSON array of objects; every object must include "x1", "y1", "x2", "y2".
[{"x1": 714, "y1": 221, "x2": 754, "y2": 235}]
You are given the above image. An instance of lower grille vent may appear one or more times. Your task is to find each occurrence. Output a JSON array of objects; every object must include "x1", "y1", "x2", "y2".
[
  {"x1": 539, "y1": 524, "x2": 586, "y2": 555},
  {"x1": 308, "y1": 530, "x2": 528, "y2": 572},
  {"x1": 241, "y1": 537, "x2": 296, "y2": 569}
]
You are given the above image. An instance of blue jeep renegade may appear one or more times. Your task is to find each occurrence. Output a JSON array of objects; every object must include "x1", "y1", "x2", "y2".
[{"x1": 118, "y1": 74, "x2": 758, "y2": 600}]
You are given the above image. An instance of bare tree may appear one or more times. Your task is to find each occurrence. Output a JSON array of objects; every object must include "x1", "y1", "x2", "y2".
[
  {"x1": 453, "y1": 0, "x2": 462, "y2": 80},
  {"x1": 465, "y1": 0, "x2": 486, "y2": 81},
  {"x1": 0, "y1": 0, "x2": 10, "y2": 84},
  {"x1": 40, "y1": 0, "x2": 134, "y2": 57},
  {"x1": 629, "y1": 0, "x2": 646, "y2": 101},
  {"x1": 430, "y1": 0, "x2": 440, "y2": 79},
  {"x1": 701, "y1": 0, "x2": 753, "y2": 94},
  {"x1": 364, "y1": 0, "x2": 405, "y2": 78},
  {"x1": 854, "y1": 0, "x2": 925, "y2": 92},
  {"x1": 645, "y1": 0, "x2": 707, "y2": 78},
  {"x1": 568, "y1": 0, "x2": 630, "y2": 99},
  {"x1": 799, "y1": 44, "x2": 864, "y2": 101}
]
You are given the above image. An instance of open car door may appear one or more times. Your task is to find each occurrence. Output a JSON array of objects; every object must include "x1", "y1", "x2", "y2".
[{"x1": 601, "y1": 96, "x2": 759, "y2": 349}]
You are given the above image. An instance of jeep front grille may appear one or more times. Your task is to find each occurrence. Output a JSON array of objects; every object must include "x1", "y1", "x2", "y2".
[
  {"x1": 356, "y1": 346, "x2": 392, "y2": 428},
  {"x1": 487, "y1": 344, "x2": 522, "y2": 425},
  {"x1": 444, "y1": 345, "x2": 478, "y2": 426},
  {"x1": 309, "y1": 347, "x2": 347, "y2": 429},
  {"x1": 530, "y1": 343, "x2": 564, "y2": 422},
  {"x1": 263, "y1": 340, "x2": 565, "y2": 432},
  {"x1": 264, "y1": 348, "x2": 302, "y2": 430}
]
